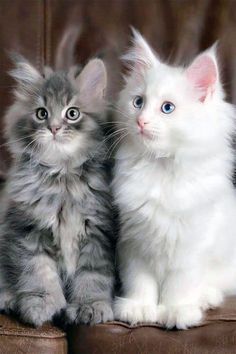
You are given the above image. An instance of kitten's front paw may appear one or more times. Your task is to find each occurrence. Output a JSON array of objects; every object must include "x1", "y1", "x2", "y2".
[
  {"x1": 114, "y1": 297, "x2": 158, "y2": 324},
  {"x1": 66, "y1": 301, "x2": 113, "y2": 325},
  {"x1": 156, "y1": 304, "x2": 203, "y2": 330},
  {"x1": 15, "y1": 292, "x2": 66, "y2": 327},
  {"x1": 201, "y1": 287, "x2": 223, "y2": 310},
  {"x1": 0, "y1": 289, "x2": 13, "y2": 311}
]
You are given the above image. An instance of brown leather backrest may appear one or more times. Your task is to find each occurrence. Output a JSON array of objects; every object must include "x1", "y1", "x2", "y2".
[{"x1": 1, "y1": 0, "x2": 236, "y2": 173}]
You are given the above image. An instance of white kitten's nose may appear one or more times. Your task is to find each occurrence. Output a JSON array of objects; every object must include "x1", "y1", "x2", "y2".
[
  {"x1": 49, "y1": 125, "x2": 62, "y2": 136},
  {"x1": 137, "y1": 117, "x2": 148, "y2": 130}
]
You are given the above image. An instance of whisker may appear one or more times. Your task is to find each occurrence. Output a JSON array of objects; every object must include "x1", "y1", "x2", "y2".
[
  {"x1": 108, "y1": 105, "x2": 128, "y2": 117},
  {"x1": 110, "y1": 108, "x2": 133, "y2": 122},
  {"x1": 15, "y1": 138, "x2": 39, "y2": 167},
  {"x1": 100, "y1": 120, "x2": 132, "y2": 127},
  {"x1": 109, "y1": 133, "x2": 129, "y2": 158},
  {"x1": 106, "y1": 132, "x2": 129, "y2": 158},
  {"x1": 106, "y1": 128, "x2": 129, "y2": 138},
  {"x1": 29, "y1": 141, "x2": 41, "y2": 170},
  {"x1": 0, "y1": 134, "x2": 37, "y2": 149},
  {"x1": 20, "y1": 137, "x2": 38, "y2": 157}
]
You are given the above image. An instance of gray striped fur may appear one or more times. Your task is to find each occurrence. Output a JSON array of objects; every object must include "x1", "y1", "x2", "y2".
[{"x1": 0, "y1": 56, "x2": 115, "y2": 326}]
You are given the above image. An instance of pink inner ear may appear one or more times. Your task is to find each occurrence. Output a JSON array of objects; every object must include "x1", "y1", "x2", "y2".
[{"x1": 186, "y1": 55, "x2": 217, "y2": 102}]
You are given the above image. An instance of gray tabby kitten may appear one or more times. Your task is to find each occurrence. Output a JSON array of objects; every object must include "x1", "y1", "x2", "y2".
[{"x1": 0, "y1": 54, "x2": 114, "y2": 326}]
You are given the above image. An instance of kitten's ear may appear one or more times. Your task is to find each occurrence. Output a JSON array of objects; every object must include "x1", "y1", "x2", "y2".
[
  {"x1": 9, "y1": 53, "x2": 42, "y2": 85},
  {"x1": 122, "y1": 28, "x2": 159, "y2": 70},
  {"x1": 76, "y1": 58, "x2": 107, "y2": 101},
  {"x1": 9, "y1": 53, "x2": 43, "y2": 99},
  {"x1": 186, "y1": 44, "x2": 219, "y2": 102}
]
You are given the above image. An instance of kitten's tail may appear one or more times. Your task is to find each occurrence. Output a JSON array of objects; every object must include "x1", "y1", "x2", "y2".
[{"x1": 55, "y1": 25, "x2": 81, "y2": 71}]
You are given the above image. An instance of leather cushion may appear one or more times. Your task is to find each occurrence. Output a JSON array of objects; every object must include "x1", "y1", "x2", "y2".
[
  {"x1": 0, "y1": 314, "x2": 67, "y2": 354},
  {"x1": 68, "y1": 296, "x2": 236, "y2": 354}
]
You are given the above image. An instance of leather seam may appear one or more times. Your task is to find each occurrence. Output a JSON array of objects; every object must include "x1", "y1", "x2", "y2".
[
  {"x1": 0, "y1": 330, "x2": 66, "y2": 339},
  {"x1": 98, "y1": 318, "x2": 236, "y2": 330}
]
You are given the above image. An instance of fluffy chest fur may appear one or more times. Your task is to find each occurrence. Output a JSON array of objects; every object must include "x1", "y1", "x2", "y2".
[
  {"x1": 8, "y1": 161, "x2": 89, "y2": 276},
  {"x1": 114, "y1": 151, "x2": 232, "y2": 279}
]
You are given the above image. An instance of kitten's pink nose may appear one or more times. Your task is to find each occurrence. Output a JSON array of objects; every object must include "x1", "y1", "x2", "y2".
[
  {"x1": 137, "y1": 117, "x2": 149, "y2": 130},
  {"x1": 49, "y1": 125, "x2": 62, "y2": 135}
]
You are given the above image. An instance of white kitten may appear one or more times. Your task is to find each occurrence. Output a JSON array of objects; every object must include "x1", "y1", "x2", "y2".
[{"x1": 113, "y1": 29, "x2": 236, "y2": 329}]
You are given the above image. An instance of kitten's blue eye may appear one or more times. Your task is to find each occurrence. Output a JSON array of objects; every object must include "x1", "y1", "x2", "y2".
[
  {"x1": 161, "y1": 102, "x2": 175, "y2": 114},
  {"x1": 36, "y1": 107, "x2": 48, "y2": 120},
  {"x1": 66, "y1": 107, "x2": 80, "y2": 121},
  {"x1": 133, "y1": 96, "x2": 144, "y2": 109}
]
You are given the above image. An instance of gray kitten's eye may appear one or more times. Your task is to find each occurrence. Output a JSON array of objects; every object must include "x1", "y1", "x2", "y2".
[
  {"x1": 66, "y1": 107, "x2": 80, "y2": 121},
  {"x1": 36, "y1": 107, "x2": 48, "y2": 120},
  {"x1": 133, "y1": 96, "x2": 144, "y2": 109},
  {"x1": 161, "y1": 101, "x2": 175, "y2": 114}
]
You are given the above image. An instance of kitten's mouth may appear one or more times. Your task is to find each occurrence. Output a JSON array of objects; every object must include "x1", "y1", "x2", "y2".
[
  {"x1": 51, "y1": 134, "x2": 64, "y2": 142},
  {"x1": 139, "y1": 129, "x2": 152, "y2": 139},
  {"x1": 52, "y1": 135, "x2": 60, "y2": 142}
]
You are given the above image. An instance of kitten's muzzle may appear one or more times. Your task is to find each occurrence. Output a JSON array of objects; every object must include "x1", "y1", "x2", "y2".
[
  {"x1": 137, "y1": 118, "x2": 152, "y2": 138},
  {"x1": 48, "y1": 124, "x2": 62, "y2": 136},
  {"x1": 137, "y1": 117, "x2": 149, "y2": 130}
]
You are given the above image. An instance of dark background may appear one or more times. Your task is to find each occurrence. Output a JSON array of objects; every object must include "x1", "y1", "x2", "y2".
[{"x1": 0, "y1": 0, "x2": 236, "y2": 176}]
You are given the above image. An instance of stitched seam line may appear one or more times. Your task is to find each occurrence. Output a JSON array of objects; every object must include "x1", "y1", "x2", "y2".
[{"x1": 0, "y1": 330, "x2": 66, "y2": 339}]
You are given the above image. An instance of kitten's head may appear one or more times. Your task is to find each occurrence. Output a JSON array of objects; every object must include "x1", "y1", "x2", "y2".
[
  {"x1": 118, "y1": 29, "x2": 233, "y2": 159},
  {"x1": 5, "y1": 54, "x2": 107, "y2": 164}
]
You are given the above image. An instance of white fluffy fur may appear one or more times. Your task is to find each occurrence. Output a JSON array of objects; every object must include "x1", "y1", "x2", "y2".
[{"x1": 113, "y1": 30, "x2": 236, "y2": 329}]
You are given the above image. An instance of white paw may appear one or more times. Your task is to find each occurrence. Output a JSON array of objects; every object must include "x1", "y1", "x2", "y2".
[
  {"x1": 156, "y1": 304, "x2": 203, "y2": 330},
  {"x1": 201, "y1": 287, "x2": 223, "y2": 310},
  {"x1": 114, "y1": 297, "x2": 158, "y2": 324}
]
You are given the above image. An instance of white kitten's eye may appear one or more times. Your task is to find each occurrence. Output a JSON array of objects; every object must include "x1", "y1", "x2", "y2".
[
  {"x1": 133, "y1": 96, "x2": 144, "y2": 109},
  {"x1": 36, "y1": 107, "x2": 48, "y2": 120},
  {"x1": 161, "y1": 101, "x2": 175, "y2": 114},
  {"x1": 65, "y1": 107, "x2": 80, "y2": 121}
]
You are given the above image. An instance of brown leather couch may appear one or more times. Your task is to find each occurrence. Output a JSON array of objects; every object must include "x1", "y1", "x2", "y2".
[{"x1": 1, "y1": 1, "x2": 236, "y2": 353}]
